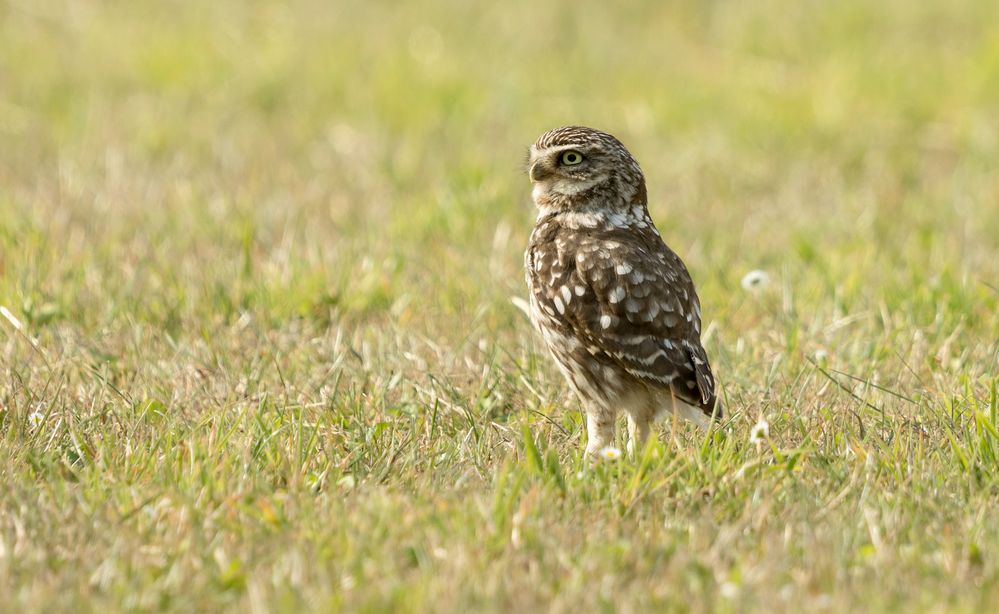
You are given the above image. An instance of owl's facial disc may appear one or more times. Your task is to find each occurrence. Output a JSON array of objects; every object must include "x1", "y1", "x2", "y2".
[{"x1": 528, "y1": 144, "x2": 609, "y2": 203}]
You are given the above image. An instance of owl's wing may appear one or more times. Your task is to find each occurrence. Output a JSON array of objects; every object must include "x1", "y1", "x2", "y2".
[{"x1": 565, "y1": 229, "x2": 717, "y2": 412}]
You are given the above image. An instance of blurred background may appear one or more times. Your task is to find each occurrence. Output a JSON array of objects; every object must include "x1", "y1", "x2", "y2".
[
  {"x1": 0, "y1": 0, "x2": 999, "y2": 414},
  {"x1": 4, "y1": 0, "x2": 999, "y2": 429},
  {"x1": 4, "y1": 0, "x2": 997, "y2": 334}
]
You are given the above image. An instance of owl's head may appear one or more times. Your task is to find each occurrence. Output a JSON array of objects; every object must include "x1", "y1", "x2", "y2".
[{"x1": 527, "y1": 126, "x2": 646, "y2": 211}]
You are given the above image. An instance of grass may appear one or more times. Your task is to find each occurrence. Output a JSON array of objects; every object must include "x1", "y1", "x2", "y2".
[{"x1": 2, "y1": 0, "x2": 999, "y2": 611}]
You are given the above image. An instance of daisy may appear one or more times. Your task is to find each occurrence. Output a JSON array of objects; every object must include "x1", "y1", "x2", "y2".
[
  {"x1": 598, "y1": 446, "x2": 622, "y2": 461},
  {"x1": 749, "y1": 418, "x2": 770, "y2": 445},
  {"x1": 740, "y1": 270, "x2": 770, "y2": 291}
]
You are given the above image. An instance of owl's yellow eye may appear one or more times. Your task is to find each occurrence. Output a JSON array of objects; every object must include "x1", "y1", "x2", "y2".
[{"x1": 561, "y1": 151, "x2": 584, "y2": 165}]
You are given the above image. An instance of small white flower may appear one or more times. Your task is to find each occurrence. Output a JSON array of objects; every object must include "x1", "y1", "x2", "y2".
[
  {"x1": 749, "y1": 418, "x2": 770, "y2": 444},
  {"x1": 814, "y1": 349, "x2": 829, "y2": 363},
  {"x1": 598, "y1": 446, "x2": 622, "y2": 461},
  {"x1": 741, "y1": 270, "x2": 770, "y2": 291},
  {"x1": 28, "y1": 411, "x2": 44, "y2": 429},
  {"x1": 720, "y1": 582, "x2": 740, "y2": 599}
]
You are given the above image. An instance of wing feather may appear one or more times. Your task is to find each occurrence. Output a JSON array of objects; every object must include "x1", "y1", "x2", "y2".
[{"x1": 567, "y1": 226, "x2": 717, "y2": 411}]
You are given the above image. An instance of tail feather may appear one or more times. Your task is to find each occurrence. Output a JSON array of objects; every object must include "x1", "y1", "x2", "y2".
[{"x1": 653, "y1": 392, "x2": 722, "y2": 429}]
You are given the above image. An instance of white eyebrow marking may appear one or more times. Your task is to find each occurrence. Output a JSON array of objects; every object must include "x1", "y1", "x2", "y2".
[{"x1": 529, "y1": 144, "x2": 589, "y2": 164}]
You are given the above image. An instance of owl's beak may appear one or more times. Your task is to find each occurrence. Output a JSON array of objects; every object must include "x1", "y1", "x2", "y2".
[{"x1": 529, "y1": 161, "x2": 553, "y2": 182}]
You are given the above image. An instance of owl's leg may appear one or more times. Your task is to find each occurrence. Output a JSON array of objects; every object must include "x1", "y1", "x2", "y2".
[
  {"x1": 625, "y1": 395, "x2": 655, "y2": 455},
  {"x1": 584, "y1": 406, "x2": 615, "y2": 457},
  {"x1": 626, "y1": 414, "x2": 652, "y2": 455}
]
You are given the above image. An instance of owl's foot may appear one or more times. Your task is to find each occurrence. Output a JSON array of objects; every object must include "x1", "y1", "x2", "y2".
[{"x1": 584, "y1": 411, "x2": 615, "y2": 458}]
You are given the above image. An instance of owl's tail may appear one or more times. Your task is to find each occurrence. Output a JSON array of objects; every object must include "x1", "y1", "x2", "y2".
[{"x1": 654, "y1": 392, "x2": 723, "y2": 430}]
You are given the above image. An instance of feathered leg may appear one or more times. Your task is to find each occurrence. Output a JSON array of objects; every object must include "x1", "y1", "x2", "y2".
[{"x1": 584, "y1": 406, "x2": 615, "y2": 457}]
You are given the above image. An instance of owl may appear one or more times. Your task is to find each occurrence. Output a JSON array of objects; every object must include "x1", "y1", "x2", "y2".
[{"x1": 524, "y1": 126, "x2": 721, "y2": 457}]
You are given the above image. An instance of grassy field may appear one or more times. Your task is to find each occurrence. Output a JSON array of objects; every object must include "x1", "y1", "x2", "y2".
[{"x1": 2, "y1": 0, "x2": 999, "y2": 611}]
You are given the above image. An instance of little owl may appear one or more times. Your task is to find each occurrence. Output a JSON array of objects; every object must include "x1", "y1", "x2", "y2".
[{"x1": 524, "y1": 126, "x2": 721, "y2": 457}]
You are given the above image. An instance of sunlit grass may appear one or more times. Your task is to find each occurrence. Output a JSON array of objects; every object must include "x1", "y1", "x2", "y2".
[{"x1": 2, "y1": 0, "x2": 998, "y2": 611}]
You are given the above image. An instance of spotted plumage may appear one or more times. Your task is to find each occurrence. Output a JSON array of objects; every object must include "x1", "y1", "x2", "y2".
[{"x1": 524, "y1": 126, "x2": 721, "y2": 456}]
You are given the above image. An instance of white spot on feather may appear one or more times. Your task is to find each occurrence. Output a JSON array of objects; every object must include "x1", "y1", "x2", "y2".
[
  {"x1": 562, "y1": 211, "x2": 602, "y2": 228},
  {"x1": 600, "y1": 315, "x2": 612, "y2": 329},
  {"x1": 608, "y1": 213, "x2": 628, "y2": 227},
  {"x1": 608, "y1": 287, "x2": 625, "y2": 303},
  {"x1": 632, "y1": 350, "x2": 668, "y2": 365}
]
